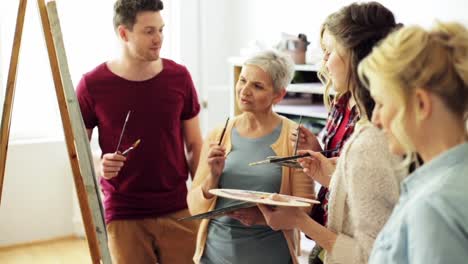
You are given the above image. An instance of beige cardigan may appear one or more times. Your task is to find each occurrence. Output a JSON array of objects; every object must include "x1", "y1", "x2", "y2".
[
  {"x1": 187, "y1": 115, "x2": 315, "y2": 264},
  {"x1": 326, "y1": 123, "x2": 406, "y2": 264}
]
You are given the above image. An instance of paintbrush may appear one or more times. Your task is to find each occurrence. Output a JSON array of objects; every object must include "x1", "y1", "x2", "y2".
[
  {"x1": 115, "y1": 110, "x2": 131, "y2": 152},
  {"x1": 249, "y1": 148, "x2": 337, "y2": 166},
  {"x1": 218, "y1": 117, "x2": 230, "y2": 145},
  {"x1": 122, "y1": 139, "x2": 141, "y2": 156},
  {"x1": 293, "y1": 115, "x2": 303, "y2": 155}
]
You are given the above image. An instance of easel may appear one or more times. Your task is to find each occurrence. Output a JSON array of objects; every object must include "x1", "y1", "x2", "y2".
[{"x1": 0, "y1": 0, "x2": 111, "y2": 263}]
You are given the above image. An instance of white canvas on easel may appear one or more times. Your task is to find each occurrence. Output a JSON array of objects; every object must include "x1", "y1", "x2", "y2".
[{"x1": 0, "y1": 1, "x2": 111, "y2": 263}]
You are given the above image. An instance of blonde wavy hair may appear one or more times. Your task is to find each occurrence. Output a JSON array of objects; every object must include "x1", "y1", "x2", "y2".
[
  {"x1": 318, "y1": 24, "x2": 339, "y2": 110},
  {"x1": 358, "y1": 21, "x2": 468, "y2": 162}
]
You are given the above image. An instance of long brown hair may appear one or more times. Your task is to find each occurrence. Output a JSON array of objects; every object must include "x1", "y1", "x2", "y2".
[{"x1": 319, "y1": 2, "x2": 401, "y2": 119}]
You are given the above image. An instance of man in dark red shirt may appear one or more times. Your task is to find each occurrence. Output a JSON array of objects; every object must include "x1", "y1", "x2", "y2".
[{"x1": 76, "y1": 0, "x2": 202, "y2": 263}]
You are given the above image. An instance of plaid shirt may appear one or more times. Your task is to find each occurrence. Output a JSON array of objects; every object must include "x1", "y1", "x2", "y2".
[
  {"x1": 313, "y1": 92, "x2": 358, "y2": 225},
  {"x1": 321, "y1": 92, "x2": 359, "y2": 159}
]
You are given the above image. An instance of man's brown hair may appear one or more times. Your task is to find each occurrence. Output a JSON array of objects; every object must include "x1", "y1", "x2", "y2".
[{"x1": 113, "y1": 0, "x2": 164, "y2": 30}]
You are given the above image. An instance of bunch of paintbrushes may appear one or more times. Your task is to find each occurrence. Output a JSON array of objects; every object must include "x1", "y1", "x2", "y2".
[
  {"x1": 249, "y1": 116, "x2": 303, "y2": 168},
  {"x1": 248, "y1": 149, "x2": 336, "y2": 167},
  {"x1": 248, "y1": 116, "x2": 336, "y2": 168},
  {"x1": 115, "y1": 110, "x2": 141, "y2": 156}
]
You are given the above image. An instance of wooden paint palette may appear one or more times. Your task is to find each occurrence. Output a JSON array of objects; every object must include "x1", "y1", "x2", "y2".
[{"x1": 209, "y1": 189, "x2": 319, "y2": 207}]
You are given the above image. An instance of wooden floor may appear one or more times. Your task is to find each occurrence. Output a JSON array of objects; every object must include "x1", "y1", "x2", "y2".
[
  {"x1": 0, "y1": 237, "x2": 92, "y2": 264},
  {"x1": 0, "y1": 236, "x2": 310, "y2": 264}
]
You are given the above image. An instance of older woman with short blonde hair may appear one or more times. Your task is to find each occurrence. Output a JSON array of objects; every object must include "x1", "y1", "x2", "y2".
[{"x1": 187, "y1": 50, "x2": 314, "y2": 264}]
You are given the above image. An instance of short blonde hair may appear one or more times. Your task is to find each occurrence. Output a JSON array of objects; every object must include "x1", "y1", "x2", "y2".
[
  {"x1": 359, "y1": 21, "x2": 468, "y2": 159},
  {"x1": 244, "y1": 50, "x2": 295, "y2": 93}
]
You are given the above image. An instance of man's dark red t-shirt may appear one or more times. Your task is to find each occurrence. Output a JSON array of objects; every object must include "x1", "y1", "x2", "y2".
[{"x1": 76, "y1": 59, "x2": 200, "y2": 224}]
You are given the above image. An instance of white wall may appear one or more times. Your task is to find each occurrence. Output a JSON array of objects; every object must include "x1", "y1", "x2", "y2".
[
  {"x1": 0, "y1": 140, "x2": 74, "y2": 246},
  {"x1": 199, "y1": 0, "x2": 468, "y2": 131},
  {"x1": 229, "y1": 0, "x2": 468, "y2": 53}
]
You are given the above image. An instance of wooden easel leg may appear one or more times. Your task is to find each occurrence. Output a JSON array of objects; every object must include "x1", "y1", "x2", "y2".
[
  {"x1": 0, "y1": 0, "x2": 27, "y2": 206},
  {"x1": 37, "y1": 0, "x2": 110, "y2": 263}
]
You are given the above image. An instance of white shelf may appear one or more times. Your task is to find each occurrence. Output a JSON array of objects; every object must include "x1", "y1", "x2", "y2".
[
  {"x1": 229, "y1": 57, "x2": 320, "y2": 71},
  {"x1": 274, "y1": 104, "x2": 328, "y2": 119},
  {"x1": 287, "y1": 83, "x2": 323, "y2": 94},
  {"x1": 294, "y1": 64, "x2": 320, "y2": 71},
  {"x1": 287, "y1": 83, "x2": 335, "y2": 95},
  {"x1": 274, "y1": 98, "x2": 328, "y2": 119}
]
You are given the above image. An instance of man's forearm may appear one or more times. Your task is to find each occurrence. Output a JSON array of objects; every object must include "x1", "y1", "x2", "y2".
[{"x1": 187, "y1": 142, "x2": 202, "y2": 180}]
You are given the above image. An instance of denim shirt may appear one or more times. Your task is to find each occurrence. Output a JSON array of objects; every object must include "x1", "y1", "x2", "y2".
[{"x1": 369, "y1": 143, "x2": 468, "y2": 264}]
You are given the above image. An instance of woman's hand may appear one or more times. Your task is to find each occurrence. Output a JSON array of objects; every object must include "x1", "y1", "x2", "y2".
[
  {"x1": 290, "y1": 125, "x2": 322, "y2": 151},
  {"x1": 202, "y1": 143, "x2": 226, "y2": 198},
  {"x1": 207, "y1": 143, "x2": 226, "y2": 179},
  {"x1": 257, "y1": 204, "x2": 306, "y2": 231},
  {"x1": 100, "y1": 152, "x2": 126, "y2": 179},
  {"x1": 227, "y1": 207, "x2": 265, "y2": 226},
  {"x1": 297, "y1": 150, "x2": 336, "y2": 187}
]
